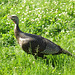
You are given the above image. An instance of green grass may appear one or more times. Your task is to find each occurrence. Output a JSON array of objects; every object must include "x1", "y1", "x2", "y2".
[{"x1": 0, "y1": 0, "x2": 75, "y2": 75}]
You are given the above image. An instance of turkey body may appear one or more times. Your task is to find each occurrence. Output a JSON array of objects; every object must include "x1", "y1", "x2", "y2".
[{"x1": 8, "y1": 15, "x2": 74, "y2": 58}]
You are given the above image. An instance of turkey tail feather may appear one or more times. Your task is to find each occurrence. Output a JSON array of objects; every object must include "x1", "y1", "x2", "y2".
[{"x1": 62, "y1": 49, "x2": 75, "y2": 58}]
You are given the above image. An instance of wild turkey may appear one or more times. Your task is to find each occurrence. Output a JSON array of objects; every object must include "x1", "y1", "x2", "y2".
[{"x1": 8, "y1": 15, "x2": 75, "y2": 58}]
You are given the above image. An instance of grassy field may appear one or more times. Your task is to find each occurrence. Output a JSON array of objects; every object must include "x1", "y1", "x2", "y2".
[{"x1": 0, "y1": 0, "x2": 75, "y2": 75}]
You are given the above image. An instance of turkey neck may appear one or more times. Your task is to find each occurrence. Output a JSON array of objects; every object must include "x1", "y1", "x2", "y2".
[{"x1": 14, "y1": 23, "x2": 21, "y2": 40}]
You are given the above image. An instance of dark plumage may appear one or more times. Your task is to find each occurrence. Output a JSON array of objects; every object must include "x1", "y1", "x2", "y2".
[{"x1": 8, "y1": 15, "x2": 75, "y2": 58}]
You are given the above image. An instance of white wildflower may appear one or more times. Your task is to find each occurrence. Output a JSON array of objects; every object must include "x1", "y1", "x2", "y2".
[
  {"x1": 22, "y1": 21, "x2": 24, "y2": 23},
  {"x1": 17, "y1": 11, "x2": 20, "y2": 13},
  {"x1": 31, "y1": 19, "x2": 34, "y2": 22},
  {"x1": 24, "y1": 0, "x2": 26, "y2": 3}
]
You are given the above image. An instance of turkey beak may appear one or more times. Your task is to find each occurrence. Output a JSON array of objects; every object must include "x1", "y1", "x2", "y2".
[{"x1": 8, "y1": 16, "x2": 12, "y2": 19}]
